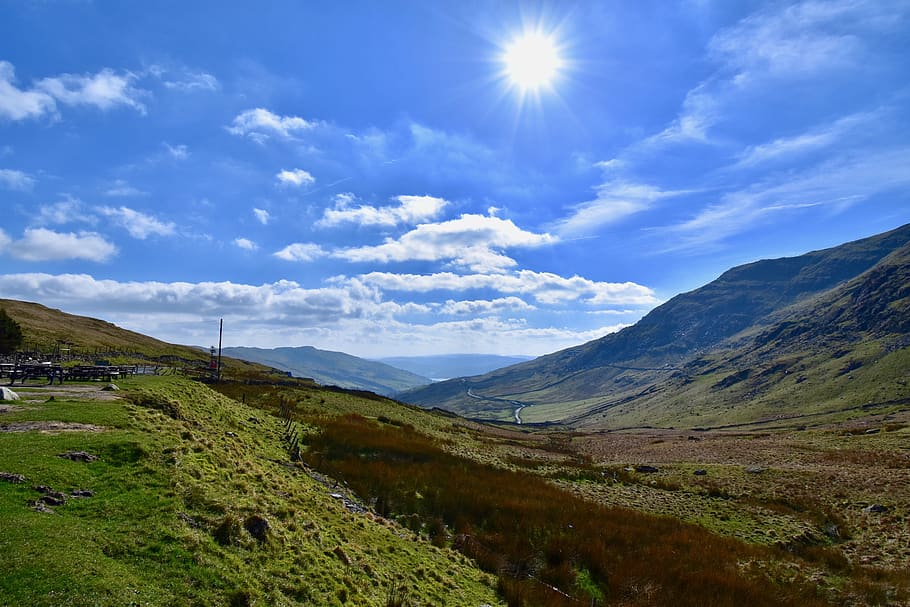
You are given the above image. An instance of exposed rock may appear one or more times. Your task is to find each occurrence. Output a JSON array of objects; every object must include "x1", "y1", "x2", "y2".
[
  {"x1": 244, "y1": 515, "x2": 270, "y2": 541},
  {"x1": 0, "y1": 471, "x2": 25, "y2": 483},
  {"x1": 70, "y1": 489, "x2": 95, "y2": 498},
  {"x1": 745, "y1": 466, "x2": 766, "y2": 474},
  {"x1": 687, "y1": 436, "x2": 701, "y2": 441},
  {"x1": 57, "y1": 451, "x2": 99, "y2": 462},
  {"x1": 27, "y1": 499, "x2": 55, "y2": 514},
  {"x1": 635, "y1": 465, "x2": 659, "y2": 473},
  {"x1": 34, "y1": 485, "x2": 67, "y2": 506},
  {"x1": 693, "y1": 469, "x2": 708, "y2": 476},
  {"x1": 0, "y1": 387, "x2": 20, "y2": 401},
  {"x1": 225, "y1": 431, "x2": 237, "y2": 438},
  {"x1": 864, "y1": 504, "x2": 888, "y2": 513},
  {"x1": 101, "y1": 383, "x2": 120, "y2": 391},
  {"x1": 864, "y1": 428, "x2": 880, "y2": 435}
]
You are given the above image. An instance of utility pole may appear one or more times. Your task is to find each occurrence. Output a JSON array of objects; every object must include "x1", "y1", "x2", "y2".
[{"x1": 217, "y1": 318, "x2": 223, "y2": 382}]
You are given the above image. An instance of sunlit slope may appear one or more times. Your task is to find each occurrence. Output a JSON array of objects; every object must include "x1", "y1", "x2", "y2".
[
  {"x1": 0, "y1": 376, "x2": 502, "y2": 606},
  {"x1": 400, "y1": 224, "x2": 910, "y2": 428}
]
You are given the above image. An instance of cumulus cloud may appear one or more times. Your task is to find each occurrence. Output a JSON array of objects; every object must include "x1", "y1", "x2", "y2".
[
  {"x1": 273, "y1": 242, "x2": 325, "y2": 262},
  {"x1": 336, "y1": 213, "x2": 557, "y2": 273},
  {"x1": 227, "y1": 108, "x2": 318, "y2": 142},
  {"x1": 253, "y1": 208, "x2": 271, "y2": 225},
  {"x1": 319, "y1": 194, "x2": 449, "y2": 228},
  {"x1": 0, "y1": 228, "x2": 116, "y2": 262},
  {"x1": 36, "y1": 68, "x2": 146, "y2": 113},
  {"x1": 96, "y1": 206, "x2": 176, "y2": 239},
  {"x1": 233, "y1": 237, "x2": 257, "y2": 251},
  {"x1": 276, "y1": 168, "x2": 315, "y2": 187},
  {"x1": 351, "y1": 269, "x2": 659, "y2": 307},
  {"x1": 437, "y1": 297, "x2": 535, "y2": 315},
  {"x1": 0, "y1": 168, "x2": 34, "y2": 190},
  {"x1": 0, "y1": 61, "x2": 55, "y2": 121}
]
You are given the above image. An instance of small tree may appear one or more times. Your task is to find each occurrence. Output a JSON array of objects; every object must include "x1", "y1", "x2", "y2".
[{"x1": 0, "y1": 308, "x2": 23, "y2": 355}]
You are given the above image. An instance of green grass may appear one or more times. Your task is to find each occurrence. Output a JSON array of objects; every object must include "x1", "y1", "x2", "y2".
[{"x1": 0, "y1": 376, "x2": 502, "y2": 606}]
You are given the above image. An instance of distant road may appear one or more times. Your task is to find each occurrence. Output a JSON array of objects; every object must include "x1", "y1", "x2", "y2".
[{"x1": 466, "y1": 387, "x2": 529, "y2": 424}]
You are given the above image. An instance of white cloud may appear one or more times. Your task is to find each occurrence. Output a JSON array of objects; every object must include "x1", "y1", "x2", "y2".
[
  {"x1": 319, "y1": 194, "x2": 449, "y2": 228},
  {"x1": 0, "y1": 272, "x2": 635, "y2": 356},
  {"x1": 660, "y1": 146, "x2": 910, "y2": 251},
  {"x1": 0, "y1": 168, "x2": 34, "y2": 190},
  {"x1": 253, "y1": 208, "x2": 271, "y2": 225},
  {"x1": 708, "y1": 1, "x2": 875, "y2": 82},
  {"x1": 274, "y1": 242, "x2": 326, "y2": 262},
  {"x1": 336, "y1": 213, "x2": 557, "y2": 273},
  {"x1": 0, "y1": 61, "x2": 55, "y2": 121},
  {"x1": 104, "y1": 180, "x2": 147, "y2": 197},
  {"x1": 34, "y1": 197, "x2": 93, "y2": 226},
  {"x1": 556, "y1": 177, "x2": 688, "y2": 236},
  {"x1": 438, "y1": 297, "x2": 536, "y2": 315},
  {"x1": 276, "y1": 168, "x2": 315, "y2": 187},
  {"x1": 233, "y1": 238, "x2": 257, "y2": 251},
  {"x1": 36, "y1": 68, "x2": 146, "y2": 113},
  {"x1": 160, "y1": 70, "x2": 219, "y2": 92},
  {"x1": 163, "y1": 143, "x2": 190, "y2": 160},
  {"x1": 0, "y1": 228, "x2": 116, "y2": 262},
  {"x1": 351, "y1": 269, "x2": 659, "y2": 306},
  {"x1": 97, "y1": 206, "x2": 176, "y2": 239},
  {"x1": 735, "y1": 109, "x2": 882, "y2": 167},
  {"x1": 227, "y1": 108, "x2": 318, "y2": 142}
]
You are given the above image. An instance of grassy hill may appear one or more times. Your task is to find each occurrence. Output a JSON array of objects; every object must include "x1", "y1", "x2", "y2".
[
  {"x1": 0, "y1": 299, "x2": 285, "y2": 380},
  {"x1": 400, "y1": 224, "x2": 910, "y2": 429},
  {"x1": 222, "y1": 346, "x2": 431, "y2": 396}
]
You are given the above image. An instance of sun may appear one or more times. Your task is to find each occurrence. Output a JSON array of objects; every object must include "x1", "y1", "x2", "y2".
[{"x1": 503, "y1": 31, "x2": 563, "y2": 91}]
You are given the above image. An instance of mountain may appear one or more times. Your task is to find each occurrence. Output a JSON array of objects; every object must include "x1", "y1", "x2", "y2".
[
  {"x1": 374, "y1": 354, "x2": 533, "y2": 380},
  {"x1": 222, "y1": 346, "x2": 431, "y2": 395},
  {"x1": 400, "y1": 224, "x2": 910, "y2": 429}
]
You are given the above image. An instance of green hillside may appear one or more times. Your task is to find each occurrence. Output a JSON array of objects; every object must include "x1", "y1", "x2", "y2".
[{"x1": 222, "y1": 346, "x2": 431, "y2": 396}]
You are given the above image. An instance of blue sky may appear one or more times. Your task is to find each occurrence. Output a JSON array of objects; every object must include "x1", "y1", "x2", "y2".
[{"x1": 1, "y1": 1, "x2": 909, "y2": 358}]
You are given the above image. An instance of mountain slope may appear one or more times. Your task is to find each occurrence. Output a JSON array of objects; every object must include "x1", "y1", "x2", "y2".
[
  {"x1": 400, "y1": 224, "x2": 910, "y2": 427},
  {"x1": 375, "y1": 354, "x2": 533, "y2": 380},
  {"x1": 222, "y1": 346, "x2": 431, "y2": 396}
]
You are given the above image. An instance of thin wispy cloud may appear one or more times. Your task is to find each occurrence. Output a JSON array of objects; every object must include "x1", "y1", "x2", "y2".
[
  {"x1": 0, "y1": 168, "x2": 34, "y2": 190},
  {"x1": 97, "y1": 206, "x2": 176, "y2": 239}
]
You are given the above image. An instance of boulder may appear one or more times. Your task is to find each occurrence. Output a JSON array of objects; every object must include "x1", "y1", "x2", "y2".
[
  {"x1": 693, "y1": 469, "x2": 708, "y2": 476},
  {"x1": 0, "y1": 387, "x2": 20, "y2": 401},
  {"x1": 745, "y1": 466, "x2": 766, "y2": 474},
  {"x1": 57, "y1": 451, "x2": 99, "y2": 463},
  {"x1": 101, "y1": 383, "x2": 120, "y2": 391},
  {"x1": 864, "y1": 504, "x2": 888, "y2": 513},
  {"x1": 635, "y1": 465, "x2": 659, "y2": 473}
]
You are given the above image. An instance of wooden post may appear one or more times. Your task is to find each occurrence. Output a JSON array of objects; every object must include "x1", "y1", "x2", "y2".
[{"x1": 217, "y1": 318, "x2": 223, "y2": 382}]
